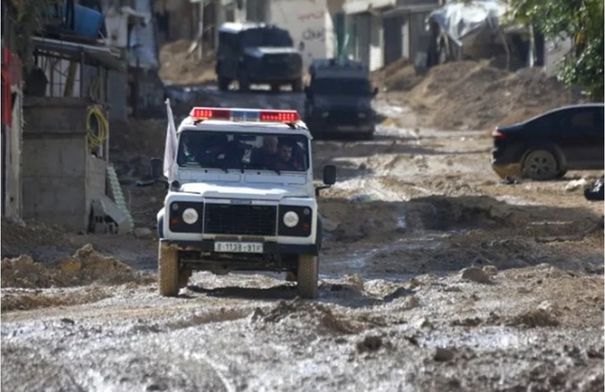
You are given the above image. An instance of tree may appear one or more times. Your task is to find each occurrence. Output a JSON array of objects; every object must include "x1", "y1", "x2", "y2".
[{"x1": 509, "y1": 0, "x2": 604, "y2": 99}]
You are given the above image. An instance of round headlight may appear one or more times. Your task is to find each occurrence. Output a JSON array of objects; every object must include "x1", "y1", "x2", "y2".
[
  {"x1": 283, "y1": 211, "x2": 299, "y2": 228},
  {"x1": 182, "y1": 208, "x2": 199, "y2": 224}
]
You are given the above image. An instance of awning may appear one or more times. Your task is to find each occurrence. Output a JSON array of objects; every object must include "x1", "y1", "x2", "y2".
[
  {"x1": 343, "y1": 0, "x2": 395, "y2": 14},
  {"x1": 32, "y1": 37, "x2": 125, "y2": 71}
]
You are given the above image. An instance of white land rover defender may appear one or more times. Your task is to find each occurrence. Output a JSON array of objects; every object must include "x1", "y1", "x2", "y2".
[{"x1": 156, "y1": 107, "x2": 335, "y2": 298}]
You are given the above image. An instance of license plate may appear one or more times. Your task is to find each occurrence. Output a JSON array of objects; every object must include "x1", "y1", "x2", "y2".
[{"x1": 214, "y1": 241, "x2": 263, "y2": 253}]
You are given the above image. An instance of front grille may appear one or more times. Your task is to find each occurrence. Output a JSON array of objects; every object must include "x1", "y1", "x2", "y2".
[
  {"x1": 327, "y1": 109, "x2": 364, "y2": 125},
  {"x1": 204, "y1": 204, "x2": 277, "y2": 236}
]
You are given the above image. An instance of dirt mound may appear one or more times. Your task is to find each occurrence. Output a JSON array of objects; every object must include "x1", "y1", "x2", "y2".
[
  {"x1": 1, "y1": 244, "x2": 151, "y2": 289},
  {"x1": 372, "y1": 58, "x2": 424, "y2": 92},
  {"x1": 254, "y1": 300, "x2": 364, "y2": 335},
  {"x1": 159, "y1": 39, "x2": 216, "y2": 86},
  {"x1": 1, "y1": 219, "x2": 68, "y2": 259},
  {"x1": 386, "y1": 60, "x2": 578, "y2": 130}
]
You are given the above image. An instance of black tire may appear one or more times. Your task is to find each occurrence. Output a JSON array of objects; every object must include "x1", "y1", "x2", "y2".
[
  {"x1": 218, "y1": 76, "x2": 230, "y2": 91},
  {"x1": 292, "y1": 78, "x2": 303, "y2": 92},
  {"x1": 297, "y1": 255, "x2": 318, "y2": 298},
  {"x1": 522, "y1": 149, "x2": 559, "y2": 180},
  {"x1": 158, "y1": 242, "x2": 179, "y2": 296}
]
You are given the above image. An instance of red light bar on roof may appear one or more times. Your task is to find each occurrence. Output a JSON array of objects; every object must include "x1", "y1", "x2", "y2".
[{"x1": 190, "y1": 107, "x2": 300, "y2": 123}]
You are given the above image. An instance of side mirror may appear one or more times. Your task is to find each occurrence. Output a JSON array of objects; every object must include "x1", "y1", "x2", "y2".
[
  {"x1": 323, "y1": 165, "x2": 336, "y2": 185},
  {"x1": 372, "y1": 87, "x2": 378, "y2": 97},
  {"x1": 150, "y1": 158, "x2": 163, "y2": 180}
]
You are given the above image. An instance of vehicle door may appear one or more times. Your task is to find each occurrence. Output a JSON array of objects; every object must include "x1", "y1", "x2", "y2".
[{"x1": 559, "y1": 107, "x2": 604, "y2": 168}]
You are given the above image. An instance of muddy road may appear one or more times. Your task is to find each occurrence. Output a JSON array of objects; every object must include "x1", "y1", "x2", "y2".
[{"x1": 2, "y1": 88, "x2": 604, "y2": 391}]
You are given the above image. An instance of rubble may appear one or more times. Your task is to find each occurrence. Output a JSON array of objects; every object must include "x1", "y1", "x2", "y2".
[{"x1": 460, "y1": 267, "x2": 491, "y2": 284}]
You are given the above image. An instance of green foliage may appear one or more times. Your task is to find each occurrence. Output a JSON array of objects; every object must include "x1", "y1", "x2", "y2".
[{"x1": 509, "y1": 0, "x2": 604, "y2": 99}]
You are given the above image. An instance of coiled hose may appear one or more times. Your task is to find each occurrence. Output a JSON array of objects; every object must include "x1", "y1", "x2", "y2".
[{"x1": 86, "y1": 105, "x2": 109, "y2": 152}]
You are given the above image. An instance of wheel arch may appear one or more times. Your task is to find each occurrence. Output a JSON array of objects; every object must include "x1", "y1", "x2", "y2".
[{"x1": 521, "y1": 142, "x2": 567, "y2": 172}]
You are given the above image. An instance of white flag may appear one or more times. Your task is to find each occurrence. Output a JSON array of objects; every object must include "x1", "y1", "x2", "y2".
[{"x1": 163, "y1": 98, "x2": 178, "y2": 180}]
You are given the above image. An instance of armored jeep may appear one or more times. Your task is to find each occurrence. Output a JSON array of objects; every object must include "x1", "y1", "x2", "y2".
[
  {"x1": 216, "y1": 23, "x2": 303, "y2": 92},
  {"x1": 304, "y1": 58, "x2": 378, "y2": 139}
]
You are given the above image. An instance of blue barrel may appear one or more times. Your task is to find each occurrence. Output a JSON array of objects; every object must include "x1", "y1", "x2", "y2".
[{"x1": 73, "y1": 4, "x2": 104, "y2": 38}]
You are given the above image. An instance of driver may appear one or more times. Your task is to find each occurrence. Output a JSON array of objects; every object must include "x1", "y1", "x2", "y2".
[{"x1": 251, "y1": 136, "x2": 278, "y2": 167}]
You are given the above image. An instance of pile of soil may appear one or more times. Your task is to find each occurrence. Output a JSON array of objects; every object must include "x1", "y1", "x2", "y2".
[
  {"x1": 381, "y1": 60, "x2": 579, "y2": 130},
  {"x1": 159, "y1": 39, "x2": 216, "y2": 86},
  {"x1": 1, "y1": 244, "x2": 151, "y2": 289},
  {"x1": 372, "y1": 58, "x2": 424, "y2": 92}
]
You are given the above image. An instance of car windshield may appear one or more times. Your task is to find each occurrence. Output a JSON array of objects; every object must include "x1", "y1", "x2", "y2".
[
  {"x1": 241, "y1": 28, "x2": 293, "y2": 47},
  {"x1": 312, "y1": 77, "x2": 371, "y2": 95},
  {"x1": 177, "y1": 130, "x2": 309, "y2": 173}
]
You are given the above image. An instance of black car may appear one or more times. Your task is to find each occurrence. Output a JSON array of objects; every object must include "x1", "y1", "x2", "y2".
[
  {"x1": 304, "y1": 59, "x2": 378, "y2": 139},
  {"x1": 492, "y1": 103, "x2": 604, "y2": 180},
  {"x1": 216, "y1": 23, "x2": 303, "y2": 92}
]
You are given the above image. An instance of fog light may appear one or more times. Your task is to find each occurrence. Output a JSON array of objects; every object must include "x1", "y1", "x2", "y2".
[
  {"x1": 283, "y1": 211, "x2": 299, "y2": 228},
  {"x1": 182, "y1": 208, "x2": 199, "y2": 224},
  {"x1": 358, "y1": 112, "x2": 367, "y2": 118},
  {"x1": 321, "y1": 111, "x2": 329, "y2": 118}
]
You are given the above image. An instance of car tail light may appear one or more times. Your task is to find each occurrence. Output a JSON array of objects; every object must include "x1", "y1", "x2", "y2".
[
  {"x1": 492, "y1": 128, "x2": 507, "y2": 140},
  {"x1": 190, "y1": 107, "x2": 300, "y2": 123}
]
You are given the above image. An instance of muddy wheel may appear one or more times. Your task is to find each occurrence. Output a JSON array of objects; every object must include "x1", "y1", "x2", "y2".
[
  {"x1": 297, "y1": 255, "x2": 318, "y2": 298},
  {"x1": 158, "y1": 242, "x2": 179, "y2": 296},
  {"x1": 522, "y1": 149, "x2": 559, "y2": 180},
  {"x1": 285, "y1": 270, "x2": 297, "y2": 282},
  {"x1": 178, "y1": 265, "x2": 192, "y2": 289}
]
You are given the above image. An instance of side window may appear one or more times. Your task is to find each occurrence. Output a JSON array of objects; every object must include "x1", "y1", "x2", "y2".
[
  {"x1": 531, "y1": 112, "x2": 563, "y2": 133},
  {"x1": 570, "y1": 109, "x2": 599, "y2": 134}
]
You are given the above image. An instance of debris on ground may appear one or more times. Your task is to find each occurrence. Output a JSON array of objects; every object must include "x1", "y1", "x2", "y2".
[
  {"x1": 1, "y1": 244, "x2": 152, "y2": 289},
  {"x1": 565, "y1": 178, "x2": 588, "y2": 192},
  {"x1": 460, "y1": 267, "x2": 492, "y2": 284}
]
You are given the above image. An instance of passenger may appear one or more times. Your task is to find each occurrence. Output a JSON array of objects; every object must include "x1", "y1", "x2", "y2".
[
  {"x1": 251, "y1": 136, "x2": 279, "y2": 168},
  {"x1": 275, "y1": 139, "x2": 303, "y2": 171}
]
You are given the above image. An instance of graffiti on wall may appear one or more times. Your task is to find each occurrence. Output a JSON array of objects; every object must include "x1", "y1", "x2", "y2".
[{"x1": 271, "y1": 0, "x2": 332, "y2": 66}]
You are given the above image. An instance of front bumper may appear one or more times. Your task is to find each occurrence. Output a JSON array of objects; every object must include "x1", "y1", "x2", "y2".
[{"x1": 162, "y1": 239, "x2": 319, "y2": 256}]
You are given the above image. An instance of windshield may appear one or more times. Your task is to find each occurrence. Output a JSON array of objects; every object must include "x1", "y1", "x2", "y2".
[
  {"x1": 241, "y1": 28, "x2": 293, "y2": 47},
  {"x1": 177, "y1": 131, "x2": 309, "y2": 173},
  {"x1": 312, "y1": 77, "x2": 371, "y2": 95}
]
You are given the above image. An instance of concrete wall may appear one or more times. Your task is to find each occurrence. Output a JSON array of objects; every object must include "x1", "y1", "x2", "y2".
[
  {"x1": 22, "y1": 97, "x2": 107, "y2": 232},
  {"x1": 268, "y1": 0, "x2": 334, "y2": 67},
  {"x1": 369, "y1": 14, "x2": 384, "y2": 71},
  {"x1": 4, "y1": 90, "x2": 23, "y2": 220},
  {"x1": 107, "y1": 70, "x2": 128, "y2": 121}
]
